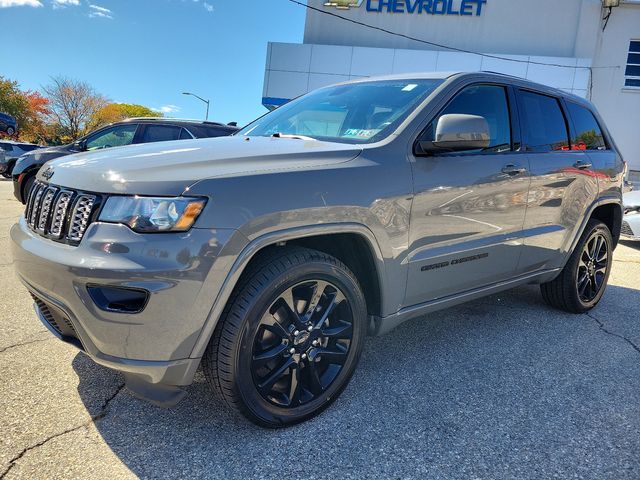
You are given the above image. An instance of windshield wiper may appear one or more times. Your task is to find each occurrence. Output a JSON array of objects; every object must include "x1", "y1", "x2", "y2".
[{"x1": 271, "y1": 133, "x2": 317, "y2": 141}]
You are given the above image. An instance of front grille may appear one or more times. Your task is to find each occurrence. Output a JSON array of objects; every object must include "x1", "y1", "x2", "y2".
[
  {"x1": 621, "y1": 221, "x2": 635, "y2": 238},
  {"x1": 25, "y1": 181, "x2": 100, "y2": 245}
]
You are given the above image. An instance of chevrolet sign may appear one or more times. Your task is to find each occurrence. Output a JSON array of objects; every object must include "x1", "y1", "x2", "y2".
[{"x1": 326, "y1": 0, "x2": 487, "y2": 15}]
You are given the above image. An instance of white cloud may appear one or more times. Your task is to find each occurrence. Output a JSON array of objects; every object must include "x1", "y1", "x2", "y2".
[
  {"x1": 203, "y1": 2, "x2": 213, "y2": 12},
  {"x1": 0, "y1": 0, "x2": 42, "y2": 7},
  {"x1": 153, "y1": 105, "x2": 181, "y2": 114},
  {"x1": 89, "y1": 3, "x2": 112, "y2": 18},
  {"x1": 52, "y1": 0, "x2": 80, "y2": 8}
]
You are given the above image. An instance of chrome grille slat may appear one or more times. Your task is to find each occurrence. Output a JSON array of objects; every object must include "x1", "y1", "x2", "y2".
[
  {"x1": 24, "y1": 182, "x2": 99, "y2": 245},
  {"x1": 36, "y1": 187, "x2": 58, "y2": 233},
  {"x1": 28, "y1": 183, "x2": 46, "y2": 228},
  {"x1": 50, "y1": 191, "x2": 73, "y2": 238},
  {"x1": 67, "y1": 195, "x2": 96, "y2": 242}
]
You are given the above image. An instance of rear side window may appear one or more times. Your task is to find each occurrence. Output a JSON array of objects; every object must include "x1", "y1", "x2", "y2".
[
  {"x1": 141, "y1": 125, "x2": 182, "y2": 143},
  {"x1": 566, "y1": 102, "x2": 606, "y2": 151},
  {"x1": 518, "y1": 91, "x2": 569, "y2": 152},
  {"x1": 187, "y1": 125, "x2": 232, "y2": 138},
  {"x1": 179, "y1": 128, "x2": 194, "y2": 140},
  {"x1": 20, "y1": 144, "x2": 40, "y2": 152}
]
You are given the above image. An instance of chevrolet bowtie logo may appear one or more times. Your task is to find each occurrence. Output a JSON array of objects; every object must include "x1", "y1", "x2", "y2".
[{"x1": 324, "y1": 0, "x2": 364, "y2": 9}]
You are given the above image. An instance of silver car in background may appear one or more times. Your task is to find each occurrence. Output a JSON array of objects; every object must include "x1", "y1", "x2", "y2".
[{"x1": 622, "y1": 190, "x2": 640, "y2": 239}]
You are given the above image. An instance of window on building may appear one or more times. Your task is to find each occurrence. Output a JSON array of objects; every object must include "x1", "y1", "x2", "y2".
[
  {"x1": 566, "y1": 102, "x2": 606, "y2": 151},
  {"x1": 626, "y1": 40, "x2": 640, "y2": 88},
  {"x1": 518, "y1": 91, "x2": 569, "y2": 152}
]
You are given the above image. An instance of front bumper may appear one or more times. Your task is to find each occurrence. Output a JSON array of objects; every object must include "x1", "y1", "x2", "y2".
[{"x1": 11, "y1": 217, "x2": 238, "y2": 401}]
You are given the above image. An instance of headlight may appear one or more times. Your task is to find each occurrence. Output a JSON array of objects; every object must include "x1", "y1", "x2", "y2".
[{"x1": 98, "y1": 196, "x2": 207, "y2": 233}]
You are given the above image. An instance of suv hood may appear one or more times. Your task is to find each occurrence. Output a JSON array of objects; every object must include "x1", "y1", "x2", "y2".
[{"x1": 39, "y1": 136, "x2": 363, "y2": 196}]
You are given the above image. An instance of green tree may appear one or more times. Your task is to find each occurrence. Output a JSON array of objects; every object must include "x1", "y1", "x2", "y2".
[{"x1": 88, "y1": 103, "x2": 162, "y2": 130}]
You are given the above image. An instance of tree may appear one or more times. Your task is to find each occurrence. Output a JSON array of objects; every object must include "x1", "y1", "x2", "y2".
[
  {"x1": 88, "y1": 103, "x2": 162, "y2": 131},
  {"x1": 42, "y1": 76, "x2": 108, "y2": 140}
]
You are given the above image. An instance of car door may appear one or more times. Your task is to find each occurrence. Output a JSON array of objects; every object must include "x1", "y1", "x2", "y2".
[
  {"x1": 405, "y1": 83, "x2": 531, "y2": 306},
  {"x1": 515, "y1": 90, "x2": 599, "y2": 274}
]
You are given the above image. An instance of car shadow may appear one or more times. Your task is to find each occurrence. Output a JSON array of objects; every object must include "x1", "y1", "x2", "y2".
[{"x1": 72, "y1": 283, "x2": 640, "y2": 479}]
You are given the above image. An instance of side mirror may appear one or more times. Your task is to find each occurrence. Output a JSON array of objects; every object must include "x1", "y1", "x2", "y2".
[
  {"x1": 73, "y1": 139, "x2": 87, "y2": 151},
  {"x1": 418, "y1": 114, "x2": 490, "y2": 154}
]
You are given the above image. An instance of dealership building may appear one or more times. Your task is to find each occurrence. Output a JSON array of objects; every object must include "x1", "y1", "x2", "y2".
[{"x1": 262, "y1": 0, "x2": 640, "y2": 176}]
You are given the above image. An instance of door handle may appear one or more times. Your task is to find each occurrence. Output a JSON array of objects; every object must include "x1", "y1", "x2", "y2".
[
  {"x1": 573, "y1": 160, "x2": 592, "y2": 170},
  {"x1": 501, "y1": 164, "x2": 527, "y2": 176}
]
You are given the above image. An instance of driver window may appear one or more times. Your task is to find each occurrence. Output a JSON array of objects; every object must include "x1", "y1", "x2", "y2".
[
  {"x1": 86, "y1": 124, "x2": 138, "y2": 151},
  {"x1": 425, "y1": 85, "x2": 512, "y2": 153}
]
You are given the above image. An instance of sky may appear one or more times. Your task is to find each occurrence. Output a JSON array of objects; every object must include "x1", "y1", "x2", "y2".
[{"x1": 0, "y1": 0, "x2": 306, "y2": 126}]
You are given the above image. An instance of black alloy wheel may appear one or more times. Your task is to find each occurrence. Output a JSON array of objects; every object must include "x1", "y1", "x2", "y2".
[
  {"x1": 540, "y1": 219, "x2": 613, "y2": 313},
  {"x1": 203, "y1": 247, "x2": 366, "y2": 427},
  {"x1": 251, "y1": 280, "x2": 354, "y2": 408},
  {"x1": 576, "y1": 232, "x2": 609, "y2": 303}
]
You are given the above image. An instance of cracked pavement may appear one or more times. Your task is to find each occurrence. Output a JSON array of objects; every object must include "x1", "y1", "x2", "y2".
[{"x1": 0, "y1": 179, "x2": 639, "y2": 479}]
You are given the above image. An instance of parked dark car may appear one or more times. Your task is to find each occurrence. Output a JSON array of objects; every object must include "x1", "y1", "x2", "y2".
[
  {"x1": 12, "y1": 118, "x2": 239, "y2": 203},
  {"x1": 0, "y1": 141, "x2": 42, "y2": 178},
  {"x1": 0, "y1": 113, "x2": 17, "y2": 137}
]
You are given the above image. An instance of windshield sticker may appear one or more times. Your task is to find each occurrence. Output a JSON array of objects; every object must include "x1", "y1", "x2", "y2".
[
  {"x1": 343, "y1": 129, "x2": 378, "y2": 138},
  {"x1": 402, "y1": 84, "x2": 418, "y2": 92}
]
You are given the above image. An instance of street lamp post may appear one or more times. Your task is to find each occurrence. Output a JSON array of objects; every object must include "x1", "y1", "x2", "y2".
[{"x1": 182, "y1": 92, "x2": 210, "y2": 121}]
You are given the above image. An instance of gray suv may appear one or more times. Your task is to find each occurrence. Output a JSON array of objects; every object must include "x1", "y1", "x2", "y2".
[{"x1": 11, "y1": 72, "x2": 625, "y2": 427}]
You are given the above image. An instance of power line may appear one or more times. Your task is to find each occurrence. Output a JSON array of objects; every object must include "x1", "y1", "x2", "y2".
[{"x1": 289, "y1": 0, "x2": 619, "y2": 71}]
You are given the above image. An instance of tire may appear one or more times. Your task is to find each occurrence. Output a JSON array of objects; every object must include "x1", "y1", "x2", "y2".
[
  {"x1": 6, "y1": 127, "x2": 15, "y2": 136},
  {"x1": 22, "y1": 174, "x2": 36, "y2": 204},
  {"x1": 540, "y1": 219, "x2": 613, "y2": 313},
  {"x1": 202, "y1": 246, "x2": 367, "y2": 428}
]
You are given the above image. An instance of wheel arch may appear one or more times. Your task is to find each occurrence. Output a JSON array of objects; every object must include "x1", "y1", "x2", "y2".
[
  {"x1": 189, "y1": 223, "x2": 387, "y2": 359},
  {"x1": 568, "y1": 197, "x2": 623, "y2": 256}
]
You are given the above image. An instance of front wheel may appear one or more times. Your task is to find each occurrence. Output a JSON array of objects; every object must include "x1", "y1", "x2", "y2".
[
  {"x1": 541, "y1": 219, "x2": 613, "y2": 313},
  {"x1": 202, "y1": 247, "x2": 367, "y2": 427}
]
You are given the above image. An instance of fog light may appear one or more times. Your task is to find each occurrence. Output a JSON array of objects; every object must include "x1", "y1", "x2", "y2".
[{"x1": 87, "y1": 285, "x2": 149, "y2": 314}]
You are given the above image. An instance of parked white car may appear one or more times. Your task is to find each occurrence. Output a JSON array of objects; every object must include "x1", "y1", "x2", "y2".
[{"x1": 622, "y1": 190, "x2": 640, "y2": 239}]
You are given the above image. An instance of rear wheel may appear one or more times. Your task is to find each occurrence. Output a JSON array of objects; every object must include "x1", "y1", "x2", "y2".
[
  {"x1": 541, "y1": 219, "x2": 613, "y2": 313},
  {"x1": 202, "y1": 247, "x2": 367, "y2": 427}
]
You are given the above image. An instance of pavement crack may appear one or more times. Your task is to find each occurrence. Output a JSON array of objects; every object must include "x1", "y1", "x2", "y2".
[
  {"x1": 586, "y1": 312, "x2": 640, "y2": 356},
  {"x1": 0, "y1": 335, "x2": 52, "y2": 354},
  {"x1": 0, "y1": 382, "x2": 126, "y2": 479}
]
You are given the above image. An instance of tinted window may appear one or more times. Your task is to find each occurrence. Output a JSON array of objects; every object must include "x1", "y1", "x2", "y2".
[
  {"x1": 86, "y1": 124, "x2": 138, "y2": 151},
  {"x1": 518, "y1": 91, "x2": 569, "y2": 152},
  {"x1": 140, "y1": 125, "x2": 182, "y2": 143},
  {"x1": 423, "y1": 84, "x2": 512, "y2": 153},
  {"x1": 179, "y1": 128, "x2": 194, "y2": 140},
  {"x1": 20, "y1": 144, "x2": 40, "y2": 152},
  {"x1": 187, "y1": 125, "x2": 232, "y2": 138},
  {"x1": 566, "y1": 102, "x2": 606, "y2": 151}
]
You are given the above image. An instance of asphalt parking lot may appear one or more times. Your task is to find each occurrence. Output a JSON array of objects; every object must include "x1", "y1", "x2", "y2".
[{"x1": 0, "y1": 178, "x2": 639, "y2": 480}]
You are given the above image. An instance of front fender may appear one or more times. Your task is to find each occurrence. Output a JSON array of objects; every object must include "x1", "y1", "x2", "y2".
[{"x1": 187, "y1": 222, "x2": 387, "y2": 359}]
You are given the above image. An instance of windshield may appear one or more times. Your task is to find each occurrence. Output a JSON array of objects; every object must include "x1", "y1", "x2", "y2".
[{"x1": 240, "y1": 79, "x2": 443, "y2": 144}]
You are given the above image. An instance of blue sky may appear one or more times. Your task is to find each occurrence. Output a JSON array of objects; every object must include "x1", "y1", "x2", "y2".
[{"x1": 0, "y1": 0, "x2": 306, "y2": 125}]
